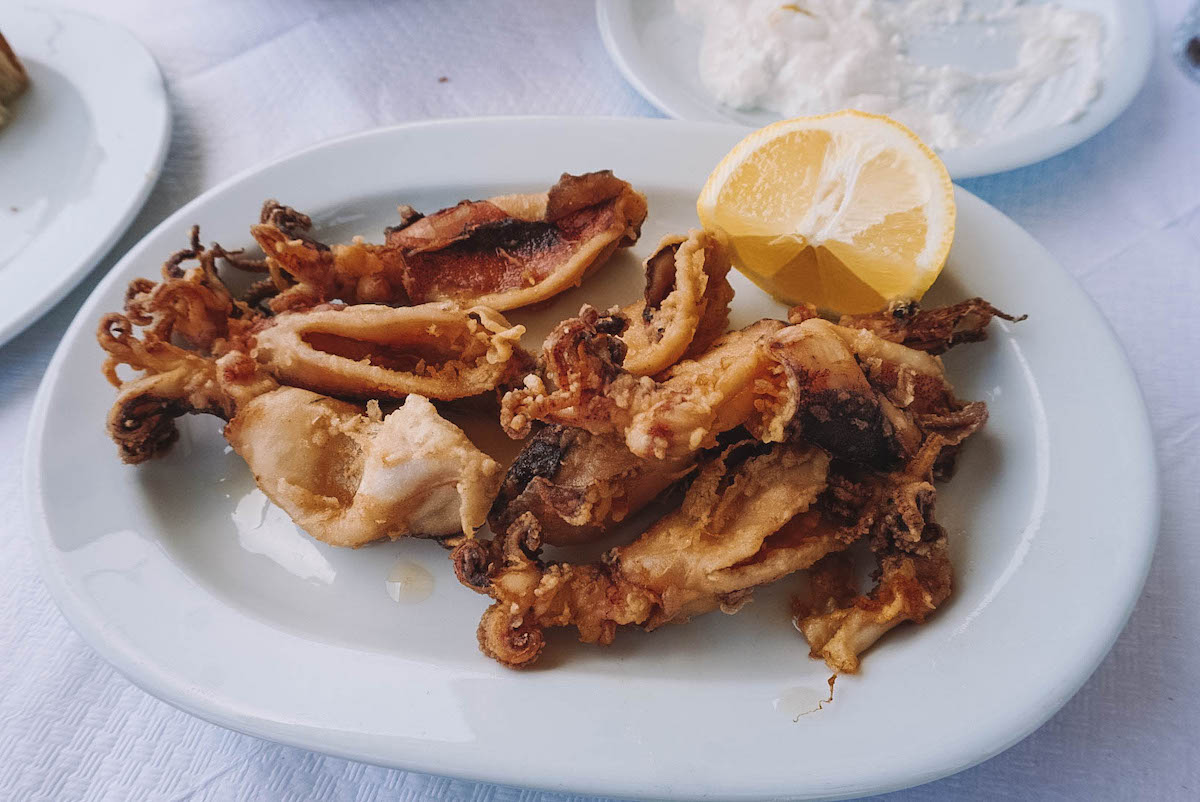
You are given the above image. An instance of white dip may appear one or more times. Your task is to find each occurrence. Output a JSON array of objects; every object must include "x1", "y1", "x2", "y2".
[{"x1": 676, "y1": 0, "x2": 1106, "y2": 150}]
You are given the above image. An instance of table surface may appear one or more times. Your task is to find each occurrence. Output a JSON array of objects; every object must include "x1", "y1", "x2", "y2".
[{"x1": 2, "y1": 1, "x2": 1197, "y2": 800}]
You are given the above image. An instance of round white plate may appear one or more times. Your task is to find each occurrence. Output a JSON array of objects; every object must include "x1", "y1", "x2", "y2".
[
  {"x1": 0, "y1": 5, "x2": 169, "y2": 346},
  {"x1": 596, "y1": 0, "x2": 1154, "y2": 179},
  {"x1": 26, "y1": 117, "x2": 1157, "y2": 800}
]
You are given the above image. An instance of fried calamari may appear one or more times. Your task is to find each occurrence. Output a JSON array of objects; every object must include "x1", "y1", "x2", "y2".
[
  {"x1": 465, "y1": 299, "x2": 1006, "y2": 669},
  {"x1": 249, "y1": 171, "x2": 648, "y2": 313},
  {"x1": 119, "y1": 225, "x2": 267, "y2": 355},
  {"x1": 99, "y1": 313, "x2": 275, "y2": 464},
  {"x1": 95, "y1": 168, "x2": 1019, "y2": 676},
  {"x1": 250, "y1": 302, "x2": 531, "y2": 401},
  {"x1": 502, "y1": 303, "x2": 990, "y2": 467},
  {"x1": 100, "y1": 316, "x2": 502, "y2": 543},
  {"x1": 833, "y1": 297, "x2": 1025, "y2": 355},
  {"x1": 794, "y1": 437, "x2": 958, "y2": 673},
  {"x1": 454, "y1": 442, "x2": 831, "y2": 667},
  {"x1": 98, "y1": 228, "x2": 514, "y2": 542}
]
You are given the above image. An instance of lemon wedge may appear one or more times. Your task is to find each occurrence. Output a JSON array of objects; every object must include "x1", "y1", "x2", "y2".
[{"x1": 697, "y1": 110, "x2": 955, "y2": 315}]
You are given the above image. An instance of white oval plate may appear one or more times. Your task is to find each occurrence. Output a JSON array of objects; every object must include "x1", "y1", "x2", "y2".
[
  {"x1": 596, "y1": 0, "x2": 1154, "y2": 179},
  {"x1": 0, "y1": 5, "x2": 169, "y2": 345},
  {"x1": 26, "y1": 117, "x2": 1157, "y2": 800}
]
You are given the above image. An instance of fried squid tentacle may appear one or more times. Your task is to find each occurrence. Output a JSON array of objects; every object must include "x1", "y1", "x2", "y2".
[
  {"x1": 249, "y1": 171, "x2": 648, "y2": 313},
  {"x1": 487, "y1": 424, "x2": 696, "y2": 546},
  {"x1": 99, "y1": 314, "x2": 276, "y2": 464},
  {"x1": 620, "y1": 230, "x2": 734, "y2": 375},
  {"x1": 453, "y1": 443, "x2": 831, "y2": 668},
  {"x1": 226, "y1": 389, "x2": 502, "y2": 544},
  {"x1": 251, "y1": 200, "x2": 413, "y2": 312},
  {"x1": 798, "y1": 536, "x2": 953, "y2": 674},
  {"x1": 250, "y1": 302, "x2": 532, "y2": 401},
  {"x1": 122, "y1": 225, "x2": 265, "y2": 354},
  {"x1": 835, "y1": 298, "x2": 1025, "y2": 355},
  {"x1": 793, "y1": 434, "x2": 963, "y2": 673},
  {"x1": 500, "y1": 305, "x2": 632, "y2": 439}
]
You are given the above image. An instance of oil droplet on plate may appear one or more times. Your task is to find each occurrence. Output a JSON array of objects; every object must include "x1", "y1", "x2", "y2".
[
  {"x1": 386, "y1": 560, "x2": 434, "y2": 603},
  {"x1": 773, "y1": 678, "x2": 835, "y2": 720}
]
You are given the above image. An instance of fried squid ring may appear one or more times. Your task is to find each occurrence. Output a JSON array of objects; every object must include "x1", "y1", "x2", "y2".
[
  {"x1": 250, "y1": 302, "x2": 532, "y2": 401},
  {"x1": 620, "y1": 230, "x2": 734, "y2": 375}
]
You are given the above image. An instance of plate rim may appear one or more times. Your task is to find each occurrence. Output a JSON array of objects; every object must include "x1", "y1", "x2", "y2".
[
  {"x1": 23, "y1": 116, "x2": 1160, "y2": 800},
  {"x1": 0, "y1": 4, "x2": 171, "y2": 346},
  {"x1": 595, "y1": 0, "x2": 1156, "y2": 179}
]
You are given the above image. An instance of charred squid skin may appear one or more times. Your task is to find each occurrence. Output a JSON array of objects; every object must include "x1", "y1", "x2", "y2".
[
  {"x1": 487, "y1": 424, "x2": 573, "y2": 528},
  {"x1": 793, "y1": 388, "x2": 905, "y2": 471}
]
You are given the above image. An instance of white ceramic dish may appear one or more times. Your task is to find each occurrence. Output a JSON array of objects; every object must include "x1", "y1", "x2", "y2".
[
  {"x1": 596, "y1": 0, "x2": 1154, "y2": 179},
  {"x1": 0, "y1": 5, "x2": 169, "y2": 346},
  {"x1": 26, "y1": 117, "x2": 1157, "y2": 800}
]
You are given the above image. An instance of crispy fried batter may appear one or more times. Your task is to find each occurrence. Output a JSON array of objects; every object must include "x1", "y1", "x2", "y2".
[
  {"x1": 250, "y1": 302, "x2": 531, "y2": 401},
  {"x1": 620, "y1": 230, "x2": 734, "y2": 375}
]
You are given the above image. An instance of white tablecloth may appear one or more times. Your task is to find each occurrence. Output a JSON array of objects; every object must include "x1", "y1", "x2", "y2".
[{"x1": 2, "y1": 1, "x2": 1197, "y2": 799}]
